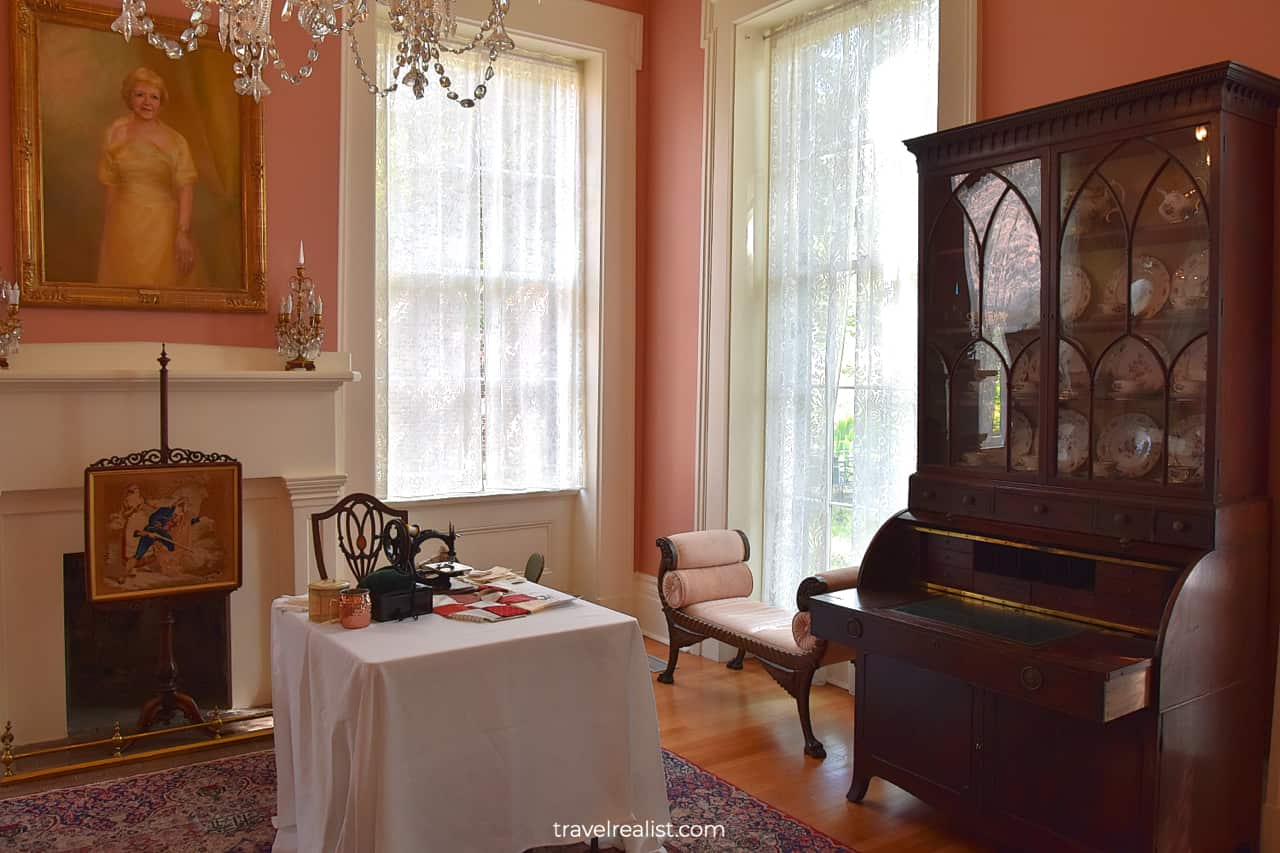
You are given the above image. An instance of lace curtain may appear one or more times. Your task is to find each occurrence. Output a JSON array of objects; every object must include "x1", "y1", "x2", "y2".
[
  {"x1": 762, "y1": 0, "x2": 937, "y2": 607},
  {"x1": 374, "y1": 39, "x2": 585, "y2": 500}
]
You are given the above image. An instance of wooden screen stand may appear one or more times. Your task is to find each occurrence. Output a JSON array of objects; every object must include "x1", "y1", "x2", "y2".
[
  {"x1": 135, "y1": 346, "x2": 204, "y2": 733},
  {"x1": 137, "y1": 607, "x2": 203, "y2": 731}
]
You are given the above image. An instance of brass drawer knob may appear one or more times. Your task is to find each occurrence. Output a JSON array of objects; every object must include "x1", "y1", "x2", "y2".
[
  {"x1": 1019, "y1": 665, "x2": 1044, "y2": 692},
  {"x1": 1172, "y1": 520, "x2": 1188, "y2": 533},
  {"x1": 961, "y1": 494, "x2": 976, "y2": 506},
  {"x1": 921, "y1": 489, "x2": 936, "y2": 500},
  {"x1": 1113, "y1": 512, "x2": 1130, "y2": 525},
  {"x1": 847, "y1": 618, "x2": 864, "y2": 639},
  {"x1": 1032, "y1": 503, "x2": 1048, "y2": 515}
]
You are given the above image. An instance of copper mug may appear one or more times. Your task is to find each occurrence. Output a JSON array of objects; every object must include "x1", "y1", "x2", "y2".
[{"x1": 339, "y1": 587, "x2": 372, "y2": 629}]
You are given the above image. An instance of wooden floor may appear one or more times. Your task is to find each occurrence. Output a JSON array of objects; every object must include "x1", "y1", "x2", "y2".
[{"x1": 647, "y1": 638, "x2": 995, "y2": 853}]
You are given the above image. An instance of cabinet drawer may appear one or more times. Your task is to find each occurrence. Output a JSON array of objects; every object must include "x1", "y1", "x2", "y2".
[
  {"x1": 926, "y1": 534, "x2": 974, "y2": 555},
  {"x1": 1031, "y1": 582, "x2": 1096, "y2": 616},
  {"x1": 1094, "y1": 563, "x2": 1176, "y2": 630},
  {"x1": 909, "y1": 478, "x2": 951, "y2": 514},
  {"x1": 910, "y1": 480, "x2": 994, "y2": 518},
  {"x1": 973, "y1": 570, "x2": 1030, "y2": 603},
  {"x1": 927, "y1": 546, "x2": 972, "y2": 569},
  {"x1": 1154, "y1": 511, "x2": 1213, "y2": 549},
  {"x1": 994, "y1": 490, "x2": 1092, "y2": 531},
  {"x1": 810, "y1": 600, "x2": 1153, "y2": 723},
  {"x1": 1095, "y1": 562, "x2": 1172, "y2": 605},
  {"x1": 924, "y1": 562, "x2": 973, "y2": 590},
  {"x1": 1093, "y1": 504, "x2": 1154, "y2": 541}
]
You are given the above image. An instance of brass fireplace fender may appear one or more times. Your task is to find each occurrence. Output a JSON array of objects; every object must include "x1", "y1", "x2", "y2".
[{"x1": 1, "y1": 711, "x2": 273, "y2": 785}]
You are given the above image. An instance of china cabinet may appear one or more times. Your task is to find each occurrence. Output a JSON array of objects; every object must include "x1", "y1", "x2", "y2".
[{"x1": 806, "y1": 63, "x2": 1280, "y2": 852}]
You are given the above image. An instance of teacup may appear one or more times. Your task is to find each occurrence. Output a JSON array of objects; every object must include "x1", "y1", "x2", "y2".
[
  {"x1": 1172, "y1": 378, "x2": 1205, "y2": 397},
  {"x1": 1112, "y1": 379, "x2": 1142, "y2": 395},
  {"x1": 1157, "y1": 187, "x2": 1198, "y2": 223}
]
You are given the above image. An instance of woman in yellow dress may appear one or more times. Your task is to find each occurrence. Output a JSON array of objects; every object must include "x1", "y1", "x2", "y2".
[{"x1": 97, "y1": 67, "x2": 201, "y2": 288}]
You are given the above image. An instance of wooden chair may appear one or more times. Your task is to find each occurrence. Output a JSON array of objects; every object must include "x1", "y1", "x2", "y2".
[
  {"x1": 524, "y1": 553, "x2": 545, "y2": 583},
  {"x1": 655, "y1": 529, "x2": 858, "y2": 758},
  {"x1": 310, "y1": 493, "x2": 409, "y2": 582}
]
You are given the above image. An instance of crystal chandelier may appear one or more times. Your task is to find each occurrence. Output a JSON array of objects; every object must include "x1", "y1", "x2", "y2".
[{"x1": 110, "y1": 0, "x2": 515, "y2": 104}]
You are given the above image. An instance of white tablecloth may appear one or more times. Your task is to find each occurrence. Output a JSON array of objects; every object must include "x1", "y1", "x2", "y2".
[{"x1": 271, "y1": 586, "x2": 670, "y2": 853}]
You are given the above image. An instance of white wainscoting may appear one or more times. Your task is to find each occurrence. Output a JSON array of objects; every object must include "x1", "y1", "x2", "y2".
[{"x1": 0, "y1": 342, "x2": 356, "y2": 743}]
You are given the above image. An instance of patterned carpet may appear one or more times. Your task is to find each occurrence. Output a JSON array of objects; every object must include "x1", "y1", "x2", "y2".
[{"x1": 0, "y1": 748, "x2": 854, "y2": 852}]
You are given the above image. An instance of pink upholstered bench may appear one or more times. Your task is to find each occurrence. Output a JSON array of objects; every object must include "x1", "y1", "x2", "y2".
[{"x1": 655, "y1": 529, "x2": 859, "y2": 758}]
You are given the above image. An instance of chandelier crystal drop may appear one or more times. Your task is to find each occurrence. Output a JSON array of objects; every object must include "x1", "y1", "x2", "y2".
[{"x1": 111, "y1": 0, "x2": 515, "y2": 105}]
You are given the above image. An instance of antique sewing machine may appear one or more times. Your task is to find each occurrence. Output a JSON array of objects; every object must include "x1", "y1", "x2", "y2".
[{"x1": 371, "y1": 520, "x2": 470, "y2": 621}]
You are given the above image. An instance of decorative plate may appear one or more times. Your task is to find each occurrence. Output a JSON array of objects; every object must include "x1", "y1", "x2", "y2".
[
  {"x1": 1010, "y1": 342, "x2": 1089, "y2": 396},
  {"x1": 1057, "y1": 409, "x2": 1089, "y2": 474},
  {"x1": 1171, "y1": 336, "x2": 1208, "y2": 390},
  {"x1": 1103, "y1": 256, "x2": 1171, "y2": 319},
  {"x1": 1096, "y1": 413, "x2": 1164, "y2": 478},
  {"x1": 1171, "y1": 247, "x2": 1210, "y2": 309},
  {"x1": 1060, "y1": 264, "x2": 1092, "y2": 322},
  {"x1": 1103, "y1": 336, "x2": 1169, "y2": 394},
  {"x1": 1010, "y1": 410, "x2": 1036, "y2": 468},
  {"x1": 1168, "y1": 414, "x2": 1205, "y2": 482}
]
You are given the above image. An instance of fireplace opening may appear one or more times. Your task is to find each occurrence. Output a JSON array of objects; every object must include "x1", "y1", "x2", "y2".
[{"x1": 63, "y1": 552, "x2": 231, "y2": 736}]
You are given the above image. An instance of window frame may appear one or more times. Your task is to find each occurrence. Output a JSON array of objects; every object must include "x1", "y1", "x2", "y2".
[
  {"x1": 375, "y1": 47, "x2": 588, "y2": 502},
  {"x1": 339, "y1": 0, "x2": 642, "y2": 605},
  {"x1": 697, "y1": 0, "x2": 979, "y2": 585}
]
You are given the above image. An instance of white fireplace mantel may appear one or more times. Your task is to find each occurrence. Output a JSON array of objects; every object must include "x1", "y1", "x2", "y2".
[{"x1": 0, "y1": 342, "x2": 357, "y2": 743}]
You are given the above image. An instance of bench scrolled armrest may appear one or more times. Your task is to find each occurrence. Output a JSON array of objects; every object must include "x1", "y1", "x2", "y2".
[{"x1": 795, "y1": 566, "x2": 861, "y2": 612}]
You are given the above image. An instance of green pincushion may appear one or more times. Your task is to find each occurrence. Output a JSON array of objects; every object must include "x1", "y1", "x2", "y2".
[{"x1": 359, "y1": 567, "x2": 415, "y2": 594}]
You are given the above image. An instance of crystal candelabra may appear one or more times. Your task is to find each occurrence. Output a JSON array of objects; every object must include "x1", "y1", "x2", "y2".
[
  {"x1": 110, "y1": 0, "x2": 514, "y2": 105},
  {"x1": 0, "y1": 278, "x2": 21, "y2": 370},
  {"x1": 275, "y1": 241, "x2": 324, "y2": 371}
]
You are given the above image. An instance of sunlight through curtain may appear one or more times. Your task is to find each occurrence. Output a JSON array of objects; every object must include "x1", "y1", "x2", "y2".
[
  {"x1": 374, "y1": 39, "x2": 585, "y2": 501},
  {"x1": 763, "y1": 0, "x2": 937, "y2": 607}
]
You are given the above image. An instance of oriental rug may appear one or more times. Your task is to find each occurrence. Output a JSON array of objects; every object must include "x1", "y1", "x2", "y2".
[{"x1": 0, "y1": 748, "x2": 855, "y2": 852}]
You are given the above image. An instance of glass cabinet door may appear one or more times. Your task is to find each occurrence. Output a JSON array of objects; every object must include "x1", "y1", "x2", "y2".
[
  {"x1": 1057, "y1": 125, "x2": 1212, "y2": 488},
  {"x1": 922, "y1": 160, "x2": 1043, "y2": 473}
]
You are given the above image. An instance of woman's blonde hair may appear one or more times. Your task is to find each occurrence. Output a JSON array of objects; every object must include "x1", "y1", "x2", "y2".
[{"x1": 120, "y1": 66, "x2": 168, "y2": 109}]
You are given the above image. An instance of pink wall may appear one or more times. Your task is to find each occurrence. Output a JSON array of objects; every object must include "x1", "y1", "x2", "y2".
[
  {"x1": 629, "y1": 0, "x2": 1280, "y2": 574},
  {"x1": 0, "y1": 0, "x2": 340, "y2": 347},
  {"x1": 633, "y1": 0, "x2": 703, "y2": 574},
  {"x1": 981, "y1": 0, "x2": 1280, "y2": 118}
]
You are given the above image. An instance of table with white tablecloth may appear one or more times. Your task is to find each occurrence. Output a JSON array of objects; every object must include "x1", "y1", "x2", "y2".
[{"x1": 270, "y1": 585, "x2": 670, "y2": 853}]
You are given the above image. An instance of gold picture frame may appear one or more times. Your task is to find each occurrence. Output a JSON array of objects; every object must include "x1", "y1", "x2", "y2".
[
  {"x1": 10, "y1": 0, "x2": 267, "y2": 311},
  {"x1": 84, "y1": 459, "x2": 243, "y2": 602}
]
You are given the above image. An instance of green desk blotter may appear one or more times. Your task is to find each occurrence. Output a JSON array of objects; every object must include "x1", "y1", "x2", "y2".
[{"x1": 893, "y1": 595, "x2": 1086, "y2": 646}]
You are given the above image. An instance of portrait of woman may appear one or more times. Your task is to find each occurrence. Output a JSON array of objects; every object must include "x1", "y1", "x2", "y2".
[
  {"x1": 97, "y1": 67, "x2": 204, "y2": 289},
  {"x1": 14, "y1": 3, "x2": 265, "y2": 311}
]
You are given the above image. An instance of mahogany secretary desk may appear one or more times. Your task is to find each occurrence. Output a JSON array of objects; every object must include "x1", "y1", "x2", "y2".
[{"x1": 807, "y1": 63, "x2": 1280, "y2": 852}]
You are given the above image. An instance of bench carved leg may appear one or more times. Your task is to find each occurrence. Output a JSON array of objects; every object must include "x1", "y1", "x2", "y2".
[
  {"x1": 795, "y1": 667, "x2": 825, "y2": 758},
  {"x1": 759, "y1": 659, "x2": 825, "y2": 759},
  {"x1": 726, "y1": 648, "x2": 747, "y2": 670},
  {"x1": 847, "y1": 773, "x2": 871, "y2": 803},
  {"x1": 657, "y1": 621, "x2": 704, "y2": 685}
]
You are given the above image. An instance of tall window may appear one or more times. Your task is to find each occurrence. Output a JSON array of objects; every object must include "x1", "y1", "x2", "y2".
[
  {"x1": 762, "y1": 0, "x2": 937, "y2": 607},
  {"x1": 375, "y1": 38, "x2": 585, "y2": 501}
]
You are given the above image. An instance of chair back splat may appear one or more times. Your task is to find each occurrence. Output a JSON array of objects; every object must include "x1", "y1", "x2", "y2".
[{"x1": 310, "y1": 493, "x2": 410, "y2": 582}]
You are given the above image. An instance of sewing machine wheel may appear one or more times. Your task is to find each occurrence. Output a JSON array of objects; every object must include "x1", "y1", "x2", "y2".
[{"x1": 382, "y1": 519, "x2": 412, "y2": 571}]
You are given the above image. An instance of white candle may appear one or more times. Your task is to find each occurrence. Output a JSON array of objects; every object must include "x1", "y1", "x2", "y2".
[
  {"x1": 285, "y1": 294, "x2": 294, "y2": 316},
  {"x1": 9, "y1": 285, "x2": 17, "y2": 307},
  {"x1": 315, "y1": 295, "x2": 324, "y2": 315},
  {"x1": 298, "y1": 240, "x2": 306, "y2": 267}
]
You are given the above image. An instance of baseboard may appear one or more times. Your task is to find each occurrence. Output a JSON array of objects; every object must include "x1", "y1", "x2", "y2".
[
  {"x1": 633, "y1": 573, "x2": 667, "y2": 643},
  {"x1": 632, "y1": 573, "x2": 732, "y2": 661}
]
